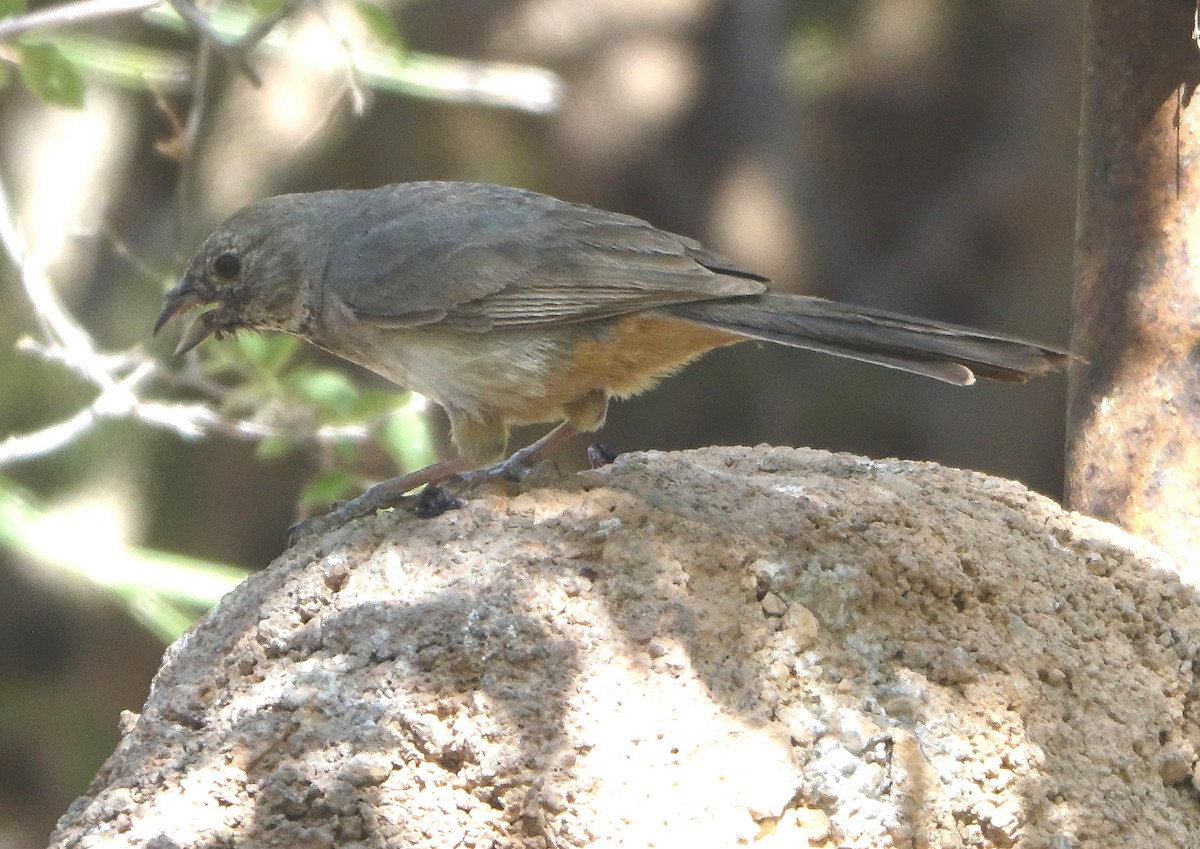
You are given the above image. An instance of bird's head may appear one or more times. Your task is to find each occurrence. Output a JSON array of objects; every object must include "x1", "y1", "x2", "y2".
[{"x1": 155, "y1": 196, "x2": 311, "y2": 353}]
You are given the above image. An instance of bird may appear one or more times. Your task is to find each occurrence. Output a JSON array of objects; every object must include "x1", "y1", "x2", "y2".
[{"x1": 155, "y1": 181, "x2": 1070, "y2": 541}]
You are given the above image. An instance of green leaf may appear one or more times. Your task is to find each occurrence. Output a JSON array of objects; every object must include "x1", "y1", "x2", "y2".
[
  {"x1": 17, "y1": 43, "x2": 84, "y2": 109},
  {"x1": 379, "y1": 407, "x2": 436, "y2": 470},
  {"x1": 347, "y1": 388, "x2": 411, "y2": 420},
  {"x1": 354, "y1": 0, "x2": 404, "y2": 49},
  {"x1": 299, "y1": 469, "x2": 354, "y2": 509},
  {"x1": 0, "y1": 0, "x2": 27, "y2": 18},
  {"x1": 255, "y1": 434, "x2": 294, "y2": 460},
  {"x1": 334, "y1": 438, "x2": 357, "y2": 465},
  {"x1": 285, "y1": 368, "x2": 359, "y2": 418},
  {"x1": 242, "y1": 0, "x2": 285, "y2": 15},
  {"x1": 36, "y1": 31, "x2": 192, "y2": 94},
  {"x1": 234, "y1": 333, "x2": 300, "y2": 373},
  {"x1": 0, "y1": 477, "x2": 248, "y2": 643}
]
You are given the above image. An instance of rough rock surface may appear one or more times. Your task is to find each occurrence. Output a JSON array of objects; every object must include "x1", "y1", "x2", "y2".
[{"x1": 49, "y1": 446, "x2": 1200, "y2": 848}]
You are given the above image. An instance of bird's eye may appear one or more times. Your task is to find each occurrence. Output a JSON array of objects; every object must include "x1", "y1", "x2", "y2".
[{"x1": 213, "y1": 252, "x2": 241, "y2": 279}]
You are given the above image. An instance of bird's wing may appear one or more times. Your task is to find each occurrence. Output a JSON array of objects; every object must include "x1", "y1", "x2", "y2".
[{"x1": 322, "y1": 182, "x2": 767, "y2": 332}]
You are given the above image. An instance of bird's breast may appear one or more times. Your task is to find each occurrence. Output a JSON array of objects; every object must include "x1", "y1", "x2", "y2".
[{"x1": 308, "y1": 308, "x2": 742, "y2": 428}]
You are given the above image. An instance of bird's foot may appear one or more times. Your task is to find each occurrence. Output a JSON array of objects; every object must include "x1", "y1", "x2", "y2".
[
  {"x1": 454, "y1": 441, "x2": 549, "y2": 489},
  {"x1": 284, "y1": 447, "x2": 552, "y2": 547},
  {"x1": 285, "y1": 457, "x2": 471, "y2": 546},
  {"x1": 285, "y1": 487, "x2": 412, "y2": 547},
  {"x1": 285, "y1": 426, "x2": 605, "y2": 547}
]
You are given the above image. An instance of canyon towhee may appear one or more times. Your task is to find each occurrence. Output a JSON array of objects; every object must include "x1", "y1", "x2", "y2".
[{"x1": 156, "y1": 182, "x2": 1069, "y2": 541}]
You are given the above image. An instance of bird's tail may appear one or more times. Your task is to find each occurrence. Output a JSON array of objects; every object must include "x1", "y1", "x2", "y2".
[{"x1": 660, "y1": 292, "x2": 1071, "y2": 385}]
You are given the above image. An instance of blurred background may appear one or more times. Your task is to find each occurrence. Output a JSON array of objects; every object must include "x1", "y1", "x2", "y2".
[{"x1": 0, "y1": 1, "x2": 1080, "y2": 845}]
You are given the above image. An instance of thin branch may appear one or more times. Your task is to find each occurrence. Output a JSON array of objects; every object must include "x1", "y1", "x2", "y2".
[
  {"x1": 0, "y1": 0, "x2": 161, "y2": 39},
  {"x1": 102, "y1": 220, "x2": 168, "y2": 281},
  {"x1": 0, "y1": 362, "x2": 154, "y2": 464},
  {"x1": 16, "y1": 335, "x2": 140, "y2": 380},
  {"x1": 0, "y1": 176, "x2": 110, "y2": 390},
  {"x1": 0, "y1": 0, "x2": 296, "y2": 88},
  {"x1": 0, "y1": 405, "x2": 110, "y2": 464},
  {"x1": 0, "y1": 348, "x2": 375, "y2": 466},
  {"x1": 233, "y1": 0, "x2": 306, "y2": 56},
  {"x1": 165, "y1": 0, "x2": 261, "y2": 85},
  {"x1": 161, "y1": 0, "x2": 305, "y2": 88},
  {"x1": 141, "y1": 1, "x2": 563, "y2": 115},
  {"x1": 0, "y1": 171, "x2": 374, "y2": 470}
]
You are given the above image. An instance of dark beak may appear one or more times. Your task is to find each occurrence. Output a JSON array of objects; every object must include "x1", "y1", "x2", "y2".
[{"x1": 155, "y1": 278, "x2": 220, "y2": 355}]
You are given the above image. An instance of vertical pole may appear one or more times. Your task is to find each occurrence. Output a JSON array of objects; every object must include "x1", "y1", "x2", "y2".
[{"x1": 1068, "y1": 1, "x2": 1200, "y2": 568}]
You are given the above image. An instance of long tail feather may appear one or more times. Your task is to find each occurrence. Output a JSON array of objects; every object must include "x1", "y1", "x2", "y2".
[{"x1": 660, "y1": 293, "x2": 1070, "y2": 385}]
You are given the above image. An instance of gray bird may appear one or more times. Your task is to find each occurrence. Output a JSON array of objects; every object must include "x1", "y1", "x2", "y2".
[{"x1": 156, "y1": 182, "x2": 1069, "y2": 540}]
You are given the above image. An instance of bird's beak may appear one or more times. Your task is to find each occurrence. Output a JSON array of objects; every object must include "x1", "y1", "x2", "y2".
[{"x1": 154, "y1": 277, "x2": 221, "y2": 355}]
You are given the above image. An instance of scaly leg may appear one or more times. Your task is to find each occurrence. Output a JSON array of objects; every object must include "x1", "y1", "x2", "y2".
[
  {"x1": 286, "y1": 455, "x2": 473, "y2": 544},
  {"x1": 456, "y1": 420, "x2": 582, "y2": 486},
  {"x1": 287, "y1": 420, "x2": 586, "y2": 546}
]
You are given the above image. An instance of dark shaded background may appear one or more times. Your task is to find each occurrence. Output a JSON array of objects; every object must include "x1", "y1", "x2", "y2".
[{"x1": 0, "y1": 1, "x2": 1081, "y2": 845}]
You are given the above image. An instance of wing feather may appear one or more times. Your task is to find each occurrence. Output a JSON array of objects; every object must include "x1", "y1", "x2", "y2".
[{"x1": 321, "y1": 182, "x2": 767, "y2": 332}]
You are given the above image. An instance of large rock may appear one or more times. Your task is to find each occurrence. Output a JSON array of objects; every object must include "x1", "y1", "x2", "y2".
[{"x1": 49, "y1": 446, "x2": 1200, "y2": 848}]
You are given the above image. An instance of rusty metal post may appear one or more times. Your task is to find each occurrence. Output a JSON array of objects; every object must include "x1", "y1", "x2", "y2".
[{"x1": 1068, "y1": 0, "x2": 1200, "y2": 567}]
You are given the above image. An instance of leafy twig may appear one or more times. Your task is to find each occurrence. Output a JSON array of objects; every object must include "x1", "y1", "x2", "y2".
[
  {"x1": 165, "y1": 0, "x2": 261, "y2": 85},
  {"x1": 0, "y1": 172, "x2": 378, "y2": 468},
  {"x1": 142, "y1": 2, "x2": 564, "y2": 114},
  {"x1": 0, "y1": 0, "x2": 161, "y2": 39}
]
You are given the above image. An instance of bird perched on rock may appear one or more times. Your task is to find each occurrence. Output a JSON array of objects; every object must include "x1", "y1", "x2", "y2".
[{"x1": 156, "y1": 182, "x2": 1069, "y2": 541}]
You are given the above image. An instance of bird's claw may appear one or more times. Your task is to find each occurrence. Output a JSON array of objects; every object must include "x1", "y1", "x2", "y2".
[{"x1": 283, "y1": 443, "x2": 575, "y2": 548}]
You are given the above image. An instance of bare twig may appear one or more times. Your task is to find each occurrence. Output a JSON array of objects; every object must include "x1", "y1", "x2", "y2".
[
  {"x1": 308, "y1": 0, "x2": 368, "y2": 115},
  {"x1": 173, "y1": 0, "x2": 215, "y2": 242},
  {"x1": 0, "y1": 172, "x2": 375, "y2": 470},
  {"x1": 233, "y1": 0, "x2": 306, "y2": 57},
  {"x1": 0, "y1": 0, "x2": 292, "y2": 87},
  {"x1": 141, "y1": 1, "x2": 563, "y2": 115},
  {"x1": 162, "y1": 0, "x2": 307, "y2": 88},
  {"x1": 0, "y1": 361, "x2": 156, "y2": 463},
  {"x1": 0, "y1": 0, "x2": 161, "y2": 39},
  {"x1": 165, "y1": 0, "x2": 261, "y2": 85},
  {"x1": 102, "y1": 221, "x2": 168, "y2": 281}
]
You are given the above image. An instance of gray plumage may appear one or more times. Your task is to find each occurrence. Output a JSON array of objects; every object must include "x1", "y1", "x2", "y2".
[{"x1": 158, "y1": 180, "x2": 1070, "y2": 462}]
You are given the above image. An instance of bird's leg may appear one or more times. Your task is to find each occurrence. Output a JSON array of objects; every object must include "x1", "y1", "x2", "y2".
[
  {"x1": 454, "y1": 390, "x2": 605, "y2": 486},
  {"x1": 287, "y1": 422, "x2": 586, "y2": 545},
  {"x1": 288, "y1": 401, "x2": 603, "y2": 545},
  {"x1": 457, "y1": 420, "x2": 583, "y2": 486}
]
